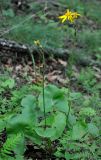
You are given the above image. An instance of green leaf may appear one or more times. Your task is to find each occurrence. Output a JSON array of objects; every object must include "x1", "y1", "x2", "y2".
[
  {"x1": 54, "y1": 97, "x2": 69, "y2": 114},
  {"x1": 46, "y1": 84, "x2": 64, "y2": 98},
  {"x1": 2, "y1": 78, "x2": 15, "y2": 89},
  {"x1": 21, "y1": 95, "x2": 36, "y2": 108},
  {"x1": 71, "y1": 122, "x2": 87, "y2": 140},
  {"x1": 38, "y1": 93, "x2": 53, "y2": 112},
  {"x1": 7, "y1": 115, "x2": 30, "y2": 133},
  {"x1": 88, "y1": 123, "x2": 99, "y2": 136},
  {"x1": 51, "y1": 112, "x2": 66, "y2": 140},
  {"x1": 7, "y1": 95, "x2": 37, "y2": 134},
  {"x1": 14, "y1": 134, "x2": 25, "y2": 155},
  {"x1": 1, "y1": 133, "x2": 21, "y2": 156},
  {"x1": 21, "y1": 95, "x2": 37, "y2": 123},
  {"x1": 35, "y1": 112, "x2": 66, "y2": 140},
  {"x1": 25, "y1": 128, "x2": 42, "y2": 145},
  {"x1": 38, "y1": 84, "x2": 68, "y2": 113},
  {"x1": 39, "y1": 115, "x2": 54, "y2": 126},
  {"x1": 35, "y1": 127, "x2": 56, "y2": 138},
  {"x1": 68, "y1": 114, "x2": 76, "y2": 126},
  {"x1": 65, "y1": 152, "x2": 72, "y2": 160}
]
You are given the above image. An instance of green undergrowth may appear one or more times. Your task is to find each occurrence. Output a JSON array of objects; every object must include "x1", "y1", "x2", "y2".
[{"x1": 0, "y1": 74, "x2": 100, "y2": 159}]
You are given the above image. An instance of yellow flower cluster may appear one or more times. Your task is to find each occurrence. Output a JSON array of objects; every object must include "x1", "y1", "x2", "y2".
[{"x1": 58, "y1": 9, "x2": 81, "y2": 23}]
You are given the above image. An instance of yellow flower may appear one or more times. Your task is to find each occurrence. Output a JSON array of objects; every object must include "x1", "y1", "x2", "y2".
[
  {"x1": 58, "y1": 9, "x2": 81, "y2": 23},
  {"x1": 34, "y1": 40, "x2": 40, "y2": 46},
  {"x1": 34, "y1": 40, "x2": 42, "y2": 48}
]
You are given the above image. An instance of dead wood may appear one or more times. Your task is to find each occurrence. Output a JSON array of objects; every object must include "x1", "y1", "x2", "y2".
[
  {"x1": 0, "y1": 38, "x2": 69, "y2": 58},
  {"x1": 0, "y1": 38, "x2": 100, "y2": 67}
]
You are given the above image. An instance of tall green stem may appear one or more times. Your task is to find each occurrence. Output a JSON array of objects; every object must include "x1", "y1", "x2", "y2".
[
  {"x1": 67, "y1": 89, "x2": 71, "y2": 118},
  {"x1": 39, "y1": 48, "x2": 46, "y2": 129}
]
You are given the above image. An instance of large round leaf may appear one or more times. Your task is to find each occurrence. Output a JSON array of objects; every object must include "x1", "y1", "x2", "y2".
[
  {"x1": 35, "y1": 112, "x2": 66, "y2": 140},
  {"x1": 51, "y1": 112, "x2": 66, "y2": 140},
  {"x1": 21, "y1": 95, "x2": 36, "y2": 108},
  {"x1": 38, "y1": 84, "x2": 69, "y2": 113},
  {"x1": 54, "y1": 96, "x2": 69, "y2": 114}
]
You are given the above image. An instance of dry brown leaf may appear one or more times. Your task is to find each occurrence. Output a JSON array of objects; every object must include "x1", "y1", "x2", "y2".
[
  {"x1": 57, "y1": 77, "x2": 69, "y2": 85},
  {"x1": 95, "y1": 73, "x2": 101, "y2": 79},
  {"x1": 47, "y1": 75, "x2": 58, "y2": 82},
  {"x1": 58, "y1": 59, "x2": 67, "y2": 67}
]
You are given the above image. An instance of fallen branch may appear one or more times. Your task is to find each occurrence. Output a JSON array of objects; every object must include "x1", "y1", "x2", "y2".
[
  {"x1": 0, "y1": 38, "x2": 69, "y2": 58},
  {"x1": 0, "y1": 38, "x2": 100, "y2": 67},
  {"x1": 0, "y1": 38, "x2": 29, "y2": 53}
]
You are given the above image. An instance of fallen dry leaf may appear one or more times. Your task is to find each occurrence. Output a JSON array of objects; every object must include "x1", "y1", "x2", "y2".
[{"x1": 58, "y1": 59, "x2": 67, "y2": 67}]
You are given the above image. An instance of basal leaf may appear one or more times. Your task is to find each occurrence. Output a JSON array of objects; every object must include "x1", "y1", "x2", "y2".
[
  {"x1": 71, "y1": 122, "x2": 87, "y2": 140},
  {"x1": 51, "y1": 112, "x2": 66, "y2": 140},
  {"x1": 21, "y1": 95, "x2": 36, "y2": 108},
  {"x1": 35, "y1": 127, "x2": 56, "y2": 138},
  {"x1": 54, "y1": 97, "x2": 69, "y2": 114},
  {"x1": 35, "y1": 112, "x2": 66, "y2": 140},
  {"x1": 38, "y1": 94, "x2": 53, "y2": 112},
  {"x1": 21, "y1": 95, "x2": 37, "y2": 122}
]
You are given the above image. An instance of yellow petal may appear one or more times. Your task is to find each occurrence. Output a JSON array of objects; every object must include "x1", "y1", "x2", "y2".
[
  {"x1": 62, "y1": 17, "x2": 67, "y2": 23},
  {"x1": 58, "y1": 15, "x2": 66, "y2": 19}
]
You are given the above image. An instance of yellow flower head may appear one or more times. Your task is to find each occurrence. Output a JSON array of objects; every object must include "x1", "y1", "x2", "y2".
[
  {"x1": 34, "y1": 40, "x2": 40, "y2": 46},
  {"x1": 58, "y1": 9, "x2": 81, "y2": 23},
  {"x1": 34, "y1": 40, "x2": 42, "y2": 48}
]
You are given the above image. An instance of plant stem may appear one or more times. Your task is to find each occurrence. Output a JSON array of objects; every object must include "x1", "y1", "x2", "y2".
[
  {"x1": 67, "y1": 89, "x2": 71, "y2": 118},
  {"x1": 29, "y1": 51, "x2": 36, "y2": 77},
  {"x1": 40, "y1": 48, "x2": 46, "y2": 129}
]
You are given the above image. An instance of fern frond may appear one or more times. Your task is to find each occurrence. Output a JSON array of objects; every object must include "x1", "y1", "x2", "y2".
[
  {"x1": 0, "y1": 133, "x2": 21, "y2": 158},
  {"x1": 72, "y1": 151, "x2": 92, "y2": 159}
]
